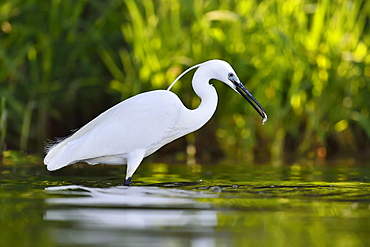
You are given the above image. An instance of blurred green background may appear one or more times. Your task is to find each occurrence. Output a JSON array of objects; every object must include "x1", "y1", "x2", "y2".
[{"x1": 0, "y1": 0, "x2": 369, "y2": 163}]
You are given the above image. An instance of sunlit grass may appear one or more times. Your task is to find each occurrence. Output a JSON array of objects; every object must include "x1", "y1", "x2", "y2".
[{"x1": 0, "y1": 0, "x2": 369, "y2": 162}]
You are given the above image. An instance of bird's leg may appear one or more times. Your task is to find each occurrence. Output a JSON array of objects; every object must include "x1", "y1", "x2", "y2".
[
  {"x1": 124, "y1": 177, "x2": 132, "y2": 186},
  {"x1": 124, "y1": 150, "x2": 145, "y2": 186}
]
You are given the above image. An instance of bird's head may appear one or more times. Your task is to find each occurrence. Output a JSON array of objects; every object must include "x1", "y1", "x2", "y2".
[
  {"x1": 167, "y1": 59, "x2": 268, "y2": 124},
  {"x1": 208, "y1": 60, "x2": 268, "y2": 125}
]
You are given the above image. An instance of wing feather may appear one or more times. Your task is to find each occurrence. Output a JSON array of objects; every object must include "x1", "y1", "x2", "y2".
[{"x1": 44, "y1": 90, "x2": 182, "y2": 170}]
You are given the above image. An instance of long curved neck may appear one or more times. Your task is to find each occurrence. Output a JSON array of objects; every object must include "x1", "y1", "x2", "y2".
[{"x1": 187, "y1": 66, "x2": 218, "y2": 131}]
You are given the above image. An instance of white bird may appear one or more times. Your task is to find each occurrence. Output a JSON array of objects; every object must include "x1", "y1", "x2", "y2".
[{"x1": 44, "y1": 60, "x2": 267, "y2": 185}]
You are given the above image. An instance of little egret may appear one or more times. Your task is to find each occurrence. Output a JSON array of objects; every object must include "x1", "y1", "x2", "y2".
[{"x1": 44, "y1": 60, "x2": 267, "y2": 185}]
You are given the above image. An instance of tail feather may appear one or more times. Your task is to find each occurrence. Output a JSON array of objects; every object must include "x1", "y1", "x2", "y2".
[{"x1": 44, "y1": 140, "x2": 76, "y2": 171}]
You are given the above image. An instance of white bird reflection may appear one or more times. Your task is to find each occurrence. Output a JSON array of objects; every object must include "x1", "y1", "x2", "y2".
[
  {"x1": 45, "y1": 185, "x2": 216, "y2": 207},
  {"x1": 44, "y1": 185, "x2": 227, "y2": 247}
]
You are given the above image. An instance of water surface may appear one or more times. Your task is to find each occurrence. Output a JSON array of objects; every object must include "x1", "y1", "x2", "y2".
[{"x1": 0, "y1": 159, "x2": 369, "y2": 246}]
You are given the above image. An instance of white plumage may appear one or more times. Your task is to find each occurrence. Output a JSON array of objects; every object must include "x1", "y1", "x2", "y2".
[{"x1": 44, "y1": 60, "x2": 267, "y2": 185}]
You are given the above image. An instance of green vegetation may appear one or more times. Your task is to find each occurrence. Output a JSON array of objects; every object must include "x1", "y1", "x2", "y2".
[
  {"x1": 0, "y1": 0, "x2": 369, "y2": 162},
  {"x1": 0, "y1": 97, "x2": 7, "y2": 161}
]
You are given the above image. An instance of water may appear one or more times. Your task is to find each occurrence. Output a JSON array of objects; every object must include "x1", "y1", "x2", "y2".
[{"x1": 0, "y1": 158, "x2": 369, "y2": 247}]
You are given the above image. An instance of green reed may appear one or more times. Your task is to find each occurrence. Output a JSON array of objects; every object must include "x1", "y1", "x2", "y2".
[
  {"x1": 0, "y1": 97, "x2": 7, "y2": 161},
  {"x1": 0, "y1": 0, "x2": 369, "y2": 161}
]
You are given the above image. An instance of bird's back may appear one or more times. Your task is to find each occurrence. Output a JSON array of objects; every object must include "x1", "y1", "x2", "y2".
[{"x1": 44, "y1": 90, "x2": 185, "y2": 171}]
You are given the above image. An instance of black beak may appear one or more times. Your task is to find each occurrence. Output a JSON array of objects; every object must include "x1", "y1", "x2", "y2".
[{"x1": 234, "y1": 82, "x2": 268, "y2": 124}]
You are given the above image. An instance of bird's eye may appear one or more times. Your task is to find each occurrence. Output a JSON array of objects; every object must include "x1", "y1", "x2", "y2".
[{"x1": 228, "y1": 72, "x2": 238, "y2": 84}]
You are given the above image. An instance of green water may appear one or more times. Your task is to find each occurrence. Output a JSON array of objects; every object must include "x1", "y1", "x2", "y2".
[{"x1": 0, "y1": 159, "x2": 369, "y2": 247}]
